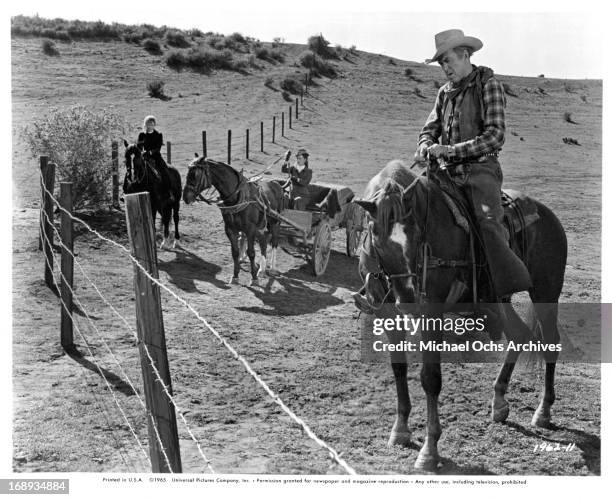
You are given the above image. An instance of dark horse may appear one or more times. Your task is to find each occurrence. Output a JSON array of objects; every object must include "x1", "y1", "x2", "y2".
[
  {"x1": 123, "y1": 141, "x2": 182, "y2": 249},
  {"x1": 354, "y1": 159, "x2": 567, "y2": 471},
  {"x1": 182, "y1": 156, "x2": 284, "y2": 286}
]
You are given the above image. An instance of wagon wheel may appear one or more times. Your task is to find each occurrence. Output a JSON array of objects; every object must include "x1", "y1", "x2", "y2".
[
  {"x1": 346, "y1": 203, "x2": 365, "y2": 257},
  {"x1": 311, "y1": 220, "x2": 332, "y2": 276}
]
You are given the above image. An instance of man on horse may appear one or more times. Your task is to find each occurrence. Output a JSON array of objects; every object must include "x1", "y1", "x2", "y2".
[{"x1": 414, "y1": 29, "x2": 531, "y2": 299}]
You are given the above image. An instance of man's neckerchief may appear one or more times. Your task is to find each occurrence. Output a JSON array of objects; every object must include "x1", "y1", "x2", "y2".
[{"x1": 444, "y1": 65, "x2": 494, "y2": 101}]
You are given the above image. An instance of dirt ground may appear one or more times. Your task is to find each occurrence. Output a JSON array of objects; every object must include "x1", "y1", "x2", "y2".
[{"x1": 11, "y1": 36, "x2": 601, "y2": 475}]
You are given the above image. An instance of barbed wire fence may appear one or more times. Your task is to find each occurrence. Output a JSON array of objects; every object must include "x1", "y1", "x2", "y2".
[{"x1": 35, "y1": 155, "x2": 357, "y2": 474}]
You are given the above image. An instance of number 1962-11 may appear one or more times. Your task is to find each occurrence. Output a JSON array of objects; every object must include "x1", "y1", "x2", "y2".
[{"x1": 534, "y1": 442, "x2": 576, "y2": 453}]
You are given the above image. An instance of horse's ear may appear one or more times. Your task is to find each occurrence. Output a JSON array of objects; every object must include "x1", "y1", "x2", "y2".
[
  {"x1": 123, "y1": 139, "x2": 129, "y2": 148},
  {"x1": 194, "y1": 152, "x2": 199, "y2": 158},
  {"x1": 354, "y1": 199, "x2": 377, "y2": 217}
]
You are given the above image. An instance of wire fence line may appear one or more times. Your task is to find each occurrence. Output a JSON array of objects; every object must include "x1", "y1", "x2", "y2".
[
  {"x1": 38, "y1": 221, "x2": 160, "y2": 469},
  {"x1": 40, "y1": 178, "x2": 357, "y2": 475},
  {"x1": 40, "y1": 202, "x2": 215, "y2": 474}
]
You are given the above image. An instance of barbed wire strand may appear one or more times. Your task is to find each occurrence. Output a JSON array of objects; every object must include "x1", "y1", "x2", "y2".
[
  {"x1": 38, "y1": 227, "x2": 164, "y2": 471},
  {"x1": 40, "y1": 209, "x2": 215, "y2": 474},
  {"x1": 41, "y1": 182, "x2": 357, "y2": 475}
]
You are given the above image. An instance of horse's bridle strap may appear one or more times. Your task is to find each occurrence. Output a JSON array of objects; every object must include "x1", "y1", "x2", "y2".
[{"x1": 426, "y1": 257, "x2": 471, "y2": 268}]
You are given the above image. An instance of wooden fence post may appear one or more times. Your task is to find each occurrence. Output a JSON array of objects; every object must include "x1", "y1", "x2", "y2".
[
  {"x1": 289, "y1": 106, "x2": 292, "y2": 129},
  {"x1": 227, "y1": 130, "x2": 232, "y2": 164},
  {"x1": 272, "y1": 116, "x2": 276, "y2": 143},
  {"x1": 125, "y1": 192, "x2": 182, "y2": 474},
  {"x1": 40, "y1": 156, "x2": 56, "y2": 288},
  {"x1": 111, "y1": 141, "x2": 119, "y2": 208},
  {"x1": 301, "y1": 90, "x2": 304, "y2": 105},
  {"x1": 246, "y1": 129, "x2": 249, "y2": 160},
  {"x1": 166, "y1": 141, "x2": 172, "y2": 164},
  {"x1": 60, "y1": 182, "x2": 74, "y2": 351},
  {"x1": 281, "y1": 112, "x2": 285, "y2": 137},
  {"x1": 202, "y1": 130, "x2": 207, "y2": 158},
  {"x1": 295, "y1": 98, "x2": 299, "y2": 119},
  {"x1": 260, "y1": 122, "x2": 264, "y2": 152}
]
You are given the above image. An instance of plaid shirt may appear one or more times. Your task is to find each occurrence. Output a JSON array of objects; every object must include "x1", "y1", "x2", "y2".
[{"x1": 418, "y1": 73, "x2": 506, "y2": 160}]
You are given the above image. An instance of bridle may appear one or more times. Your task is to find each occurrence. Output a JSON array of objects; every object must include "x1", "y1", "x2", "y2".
[{"x1": 184, "y1": 158, "x2": 248, "y2": 206}]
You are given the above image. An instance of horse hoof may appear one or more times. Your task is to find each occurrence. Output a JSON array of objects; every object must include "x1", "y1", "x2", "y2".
[
  {"x1": 414, "y1": 452, "x2": 440, "y2": 472},
  {"x1": 387, "y1": 430, "x2": 412, "y2": 447},
  {"x1": 531, "y1": 405, "x2": 552, "y2": 428},
  {"x1": 228, "y1": 277, "x2": 239, "y2": 285},
  {"x1": 492, "y1": 400, "x2": 510, "y2": 423}
]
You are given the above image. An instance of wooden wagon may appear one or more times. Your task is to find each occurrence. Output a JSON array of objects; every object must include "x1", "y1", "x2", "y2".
[{"x1": 268, "y1": 181, "x2": 366, "y2": 276}]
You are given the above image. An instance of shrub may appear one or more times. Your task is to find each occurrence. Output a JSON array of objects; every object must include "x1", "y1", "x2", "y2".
[
  {"x1": 229, "y1": 32, "x2": 247, "y2": 45},
  {"x1": 562, "y1": 137, "x2": 580, "y2": 146},
  {"x1": 254, "y1": 47, "x2": 270, "y2": 60},
  {"x1": 349, "y1": 44, "x2": 357, "y2": 53},
  {"x1": 269, "y1": 49, "x2": 285, "y2": 62},
  {"x1": 272, "y1": 37, "x2": 284, "y2": 47},
  {"x1": 147, "y1": 80, "x2": 166, "y2": 99},
  {"x1": 538, "y1": 74, "x2": 545, "y2": 78},
  {"x1": 433, "y1": 80, "x2": 442, "y2": 89},
  {"x1": 388, "y1": 58, "x2": 396, "y2": 66},
  {"x1": 123, "y1": 32, "x2": 143, "y2": 44},
  {"x1": 166, "y1": 47, "x2": 244, "y2": 72},
  {"x1": 143, "y1": 38, "x2": 162, "y2": 55},
  {"x1": 298, "y1": 50, "x2": 337, "y2": 78},
  {"x1": 580, "y1": 95, "x2": 588, "y2": 103},
  {"x1": 280, "y1": 76, "x2": 303, "y2": 95},
  {"x1": 254, "y1": 46, "x2": 285, "y2": 63},
  {"x1": 414, "y1": 87, "x2": 425, "y2": 98},
  {"x1": 563, "y1": 111, "x2": 577, "y2": 124},
  {"x1": 404, "y1": 68, "x2": 413, "y2": 77},
  {"x1": 22, "y1": 106, "x2": 127, "y2": 209},
  {"x1": 165, "y1": 50, "x2": 187, "y2": 68},
  {"x1": 165, "y1": 30, "x2": 190, "y2": 48},
  {"x1": 188, "y1": 28, "x2": 204, "y2": 38},
  {"x1": 41, "y1": 39, "x2": 59, "y2": 56},
  {"x1": 281, "y1": 90, "x2": 292, "y2": 102},
  {"x1": 307, "y1": 34, "x2": 337, "y2": 59},
  {"x1": 264, "y1": 77, "x2": 276, "y2": 90}
]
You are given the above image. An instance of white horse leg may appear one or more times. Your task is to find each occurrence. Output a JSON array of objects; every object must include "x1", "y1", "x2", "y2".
[
  {"x1": 257, "y1": 254, "x2": 267, "y2": 278},
  {"x1": 239, "y1": 234, "x2": 247, "y2": 262},
  {"x1": 270, "y1": 247, "x2": 277, "y2": 272}
]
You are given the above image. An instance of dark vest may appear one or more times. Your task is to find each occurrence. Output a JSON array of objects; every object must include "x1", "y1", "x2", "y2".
[{"x1": 441, "y1": 66, "x2": 495, "y2": 146}]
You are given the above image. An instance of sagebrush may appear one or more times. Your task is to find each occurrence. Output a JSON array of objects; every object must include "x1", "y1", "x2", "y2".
[
  {"x1": 41, "y1": 39, "x2": 59, "y2": 56},
  {"x1": 22, "y1": 106, "x2": 127, "y2": 209},
  {"x1": 298, "y1": 50, "x2": 337, "y2": 78}
]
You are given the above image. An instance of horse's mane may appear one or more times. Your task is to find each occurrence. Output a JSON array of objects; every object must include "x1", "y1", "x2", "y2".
[
  {"x1": 125, "y1": 143, "x2": 141, "y2": 158},
  {"x1": 367, "y1": 160, "x2": 421, "y2": 239}
]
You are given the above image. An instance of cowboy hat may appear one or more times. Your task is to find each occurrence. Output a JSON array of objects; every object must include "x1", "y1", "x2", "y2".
[{"x1": 425, "y1": 29, "x2": 483, "y2": 64}]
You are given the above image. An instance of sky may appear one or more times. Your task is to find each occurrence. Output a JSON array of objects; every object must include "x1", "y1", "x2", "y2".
[{"x1": 5, "y1": 1, "x2": 605, "y2": 79}]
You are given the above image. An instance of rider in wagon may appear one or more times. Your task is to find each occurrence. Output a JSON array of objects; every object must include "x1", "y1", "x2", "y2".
[
  {"x1": 414, "y1": 29, "x2": 531, "y2": 299},
  {"x1": 137, "y1": 115, "x2": 174, "y2": 202},
  {"x1": 281, "y1": 147, "x2": 313, "y2": 210}
]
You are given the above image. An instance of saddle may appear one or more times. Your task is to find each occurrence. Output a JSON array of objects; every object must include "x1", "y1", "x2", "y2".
[
  {"x1": 437, "y1": 182, "x2": 539, "y2": 303},
  {"x1": 440, "y1": 186, "x2": 539, "y2": 239}
]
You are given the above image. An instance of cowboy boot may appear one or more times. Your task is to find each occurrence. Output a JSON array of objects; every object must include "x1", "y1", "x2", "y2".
[{"x1": 479, "y1": 220, "x2": 532, "y2": 297}]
